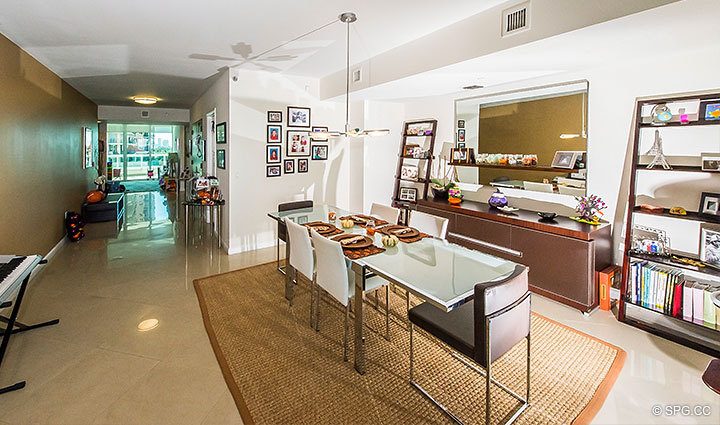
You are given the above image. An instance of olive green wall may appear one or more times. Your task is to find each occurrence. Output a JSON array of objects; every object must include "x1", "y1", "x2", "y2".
[{"x1": 0, "y1": 33, "x2": 97, "y2": 255}]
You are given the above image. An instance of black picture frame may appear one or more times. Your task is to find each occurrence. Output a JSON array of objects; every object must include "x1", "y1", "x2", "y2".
[
  {"x1": 266, "y1": 145, "x2": 281, "y2": 164},
  {"x1": 457, "y1": 120, "x2": 465, "y2": 129},
  {"x1": 699, "y1": 192, "x2": 720, "y2": 217},
  {"x1": 284, "y1": 159, "x2": 295, "y2": 174},
  {"x1": 298, "y1": 158, "x2": 308, "y2": 173},
  {"x1": 699, "y1": 100, "x2": 720, "y2": 123},
  {"x1": 217, "y1": 149, "x2": 226, "y2": 169},
  {"x1": 286, "y1": 130, "x2": 311, "y2": 157},
  {"x1": 399, "y1": 187, "x2": 418, "y2": 202},
  {"x1": 287, "y1": 106, "x2": 311, "y2": 128},
  {"x1": 267, "y1": 111, "x2": 283, "y2": 123},
  {"x1": 216, "y1": 122, "x2": 227, "y2": 144},
  {"x1": 311, "y1": 144, "x2": 328, "y2": 160},
  {"x1": 266, "y1": 165, "x2": 281, "y2": 178},
  {"x1": 267, "y1": 125, "x2": 282, "y2": 143}
]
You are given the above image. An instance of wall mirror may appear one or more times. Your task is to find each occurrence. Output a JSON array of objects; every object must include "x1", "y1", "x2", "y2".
[{"x1": 454, "y1": 80, "x2": 589, "y2": 197}]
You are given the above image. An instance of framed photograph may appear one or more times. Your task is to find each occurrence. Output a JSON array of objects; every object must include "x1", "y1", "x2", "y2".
[
  {"x1": 266, "y1": 145, "x2": 281, "y2": 164},
  {"x1": 700, "y1": 100, "x2": 720, "y2": 122},
  {"x1": 700, "y1": 224, "x2": 720, "y2": 267},
  {"x1": 298, "y1": 158, "x2": 309, "y2": 173},
  {"x1": 284, "y1": 159, "x2": 295, "y2": 174},
  {"x1": 267, "y1": 125, "x2": 282, "y2": 143},
  {"x1": 450, "y1": 148, "x2": 471, "y2": 164},
  {"x1": 286, "y1": 130, "x2": 310, "y2": 156},
  {"x1": 457, "y1": 120, "x2": 465, "y2": 129},
  {"x1": 267, "y1": 111, "x2": 283, "y2": 123},
  {"x1": 287, "y1": 106, "x2": 311, "y2": 127},
  {"x1": 311, "y1": 126, "x2": 328, "y2": 141},
  {"x1": 399, "y1": 187, "x2": 418, "y2": 202},
  {"x1": 311, "y1": 144, "x2": 328, "y2": 160},
  {"x1": 457, "y1": 142, "x2": 466, "y2": 149},
  {"x1": 217, "y1": 149, "x2": 226, "y2": 169},
  {"x1": 699, "y1": 192, "x2": 720, "y2": 217},
  {"x1": 266, "y1": 165, "x2": 281, "y2": 178},
  {"x1": 551, "y1": 151, "x2": 579, "y2": 169},
  {"x1": 400, "y1": 164, "x2": 419, "y2": 181},
  {"x1": 630, "y1": 225, "x2": 671, "y2": 256},
  {"x1": 457, "y1": 129, "x2": 466, "y2": 143},
  {"x1": 701, "y1": 152, "x2": 720, "y2": 172},
  {"x1": 216, "y1": 122, "x2": 227, "y2": 144},
  {"x1": 82, "y1": 127, "x2": 93, "y2": 169}
]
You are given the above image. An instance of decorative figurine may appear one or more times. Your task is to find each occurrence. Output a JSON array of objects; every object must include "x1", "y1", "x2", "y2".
[
  {"x1": 651, "y1": 103, "x2": 673, "y2": 124},
  {"x1": 645, "y1": 129, "x2": 672, "y2": 170},
  {"x1": 669, "y1": 206, "x2": 687, "y2": 216}
]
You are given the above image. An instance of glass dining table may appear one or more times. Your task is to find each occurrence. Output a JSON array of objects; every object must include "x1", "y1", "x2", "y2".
[{"x1": 268, "y1": 204, "x2": 524, "y2": 374}]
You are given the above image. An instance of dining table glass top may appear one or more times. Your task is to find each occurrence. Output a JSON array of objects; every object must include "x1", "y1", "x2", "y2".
[{"x1": 268, "y1": 204, "x2": 520, "y2": 310}]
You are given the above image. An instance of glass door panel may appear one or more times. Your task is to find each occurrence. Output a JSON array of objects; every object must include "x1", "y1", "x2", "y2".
[{"x1": 126, "y1": 124, "x2": 151, "y2": 180}]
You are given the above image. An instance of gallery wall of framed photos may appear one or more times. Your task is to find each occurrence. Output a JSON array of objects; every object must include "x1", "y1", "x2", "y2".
[{"x1": 265, "y1": 107, "x2": 328, "y2": 178}]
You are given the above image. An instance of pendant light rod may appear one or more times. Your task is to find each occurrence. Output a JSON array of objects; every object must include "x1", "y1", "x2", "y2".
[{"x1": 340, "y1": 12, "x2": 356, "y2": 134}]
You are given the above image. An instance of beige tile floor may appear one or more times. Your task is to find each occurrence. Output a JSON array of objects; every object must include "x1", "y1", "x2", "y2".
[{"x1": 0, "y1": 191, "x2": 717, "y2": 424}]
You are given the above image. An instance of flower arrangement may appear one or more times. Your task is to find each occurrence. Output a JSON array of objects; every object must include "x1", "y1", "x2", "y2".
[
  {"x1": 572, "y1": 194, "x2": 607, "y2": 225},
  {"x1": 448, "y1": 185, "x2": 463, "y2": 205}
]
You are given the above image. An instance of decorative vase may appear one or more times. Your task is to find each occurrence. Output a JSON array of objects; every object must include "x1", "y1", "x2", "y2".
[
  {"x1": 431, "y1": 187, "x2": 449, "y2": 200},
  {"x1": 448, "y1": 197, "x2": 462, "y2": 205},
  {"x1": 488, "y1": 190, "x2": 508, "y2": 209}
]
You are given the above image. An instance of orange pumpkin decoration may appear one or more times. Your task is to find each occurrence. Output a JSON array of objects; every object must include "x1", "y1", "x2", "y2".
[{"x1": 85, "y1": 190, "x2": 106, "y2": 204}]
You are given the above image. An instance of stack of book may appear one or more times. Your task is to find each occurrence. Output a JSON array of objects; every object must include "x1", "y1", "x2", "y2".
[{"x1": 628, "y1": 261, "x2": 719, "y2": 329}]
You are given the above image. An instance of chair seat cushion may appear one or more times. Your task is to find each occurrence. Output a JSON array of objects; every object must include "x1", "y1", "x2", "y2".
[{"x1": 408, "y1": 301, "x2": 480, "y2": 365}]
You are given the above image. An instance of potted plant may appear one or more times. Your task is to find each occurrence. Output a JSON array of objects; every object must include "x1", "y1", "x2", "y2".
[
  {"x1": 430, "y1": 178, "x2": 453, "y2": 200},
  {"x1": 430, "y1": 143, "x2": 457, "y2": 200}
]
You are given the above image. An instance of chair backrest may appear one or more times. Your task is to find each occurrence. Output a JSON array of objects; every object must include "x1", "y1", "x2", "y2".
[
  {"x1": 277, "y1": 200, "x2": 313, "y2": 241},
  {"x1": 370, "y1": 203, "x2": 400, "y2": 225},
  {"x1": 279, "y1": 200, "x2": 313, "y2": 212},
  {"x1": 410, "y1": 210, "x2": 449, "y2": 239},
  {"x1": 523, "y1": 181, "x2": 554, "y2": 193},
  {"x1": 558, "y1": 186, "x2": 585, "y2": 196},
  {"x1": 473, "y1": 265, "x2": 530, "y2": 365},
  {"x1": 311, "y1": 230, "x2": 351, "y2": 306},
  {"x1": 286, "y1": 220, "x2": 314, "y2": 280}
]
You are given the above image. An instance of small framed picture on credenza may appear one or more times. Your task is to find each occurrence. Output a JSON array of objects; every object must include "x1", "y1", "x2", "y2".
[
  {"x1": 699, "y1": 192, "x2": 720, "y2": 217},
  {"x1": 701, "y1": 153, "x2": 720, "y2": 172}
]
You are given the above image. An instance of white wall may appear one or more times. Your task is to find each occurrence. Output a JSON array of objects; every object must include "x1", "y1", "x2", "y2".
[
  {"x1": 98, "y1": 105, "x2": 189, "y2": 123},
  {"x1": 364, "y1": 43, "x2": 720, "y2": 263},
  {"x1": 227, "y1": 69, "x2": 345, "y2": 254},
  {"x1": 189, "y1": 69, "x2": 231, "y2": 248}
]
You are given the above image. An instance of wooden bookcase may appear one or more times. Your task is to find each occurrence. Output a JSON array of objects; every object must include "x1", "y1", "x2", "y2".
[
  {"x1": 619, "y1": 91, "x2": 720, "y2": 357},
  {"x1": 392, "y1": 119, "x2": 438, "y2": 210}
]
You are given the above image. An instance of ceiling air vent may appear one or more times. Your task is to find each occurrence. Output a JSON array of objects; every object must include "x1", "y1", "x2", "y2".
[
  {"x1": 502, "y1": 1, "x2": 530, "y2": 37},
  {"x1": 140, "y1": 110, "x2": 150, "y2": 118}
]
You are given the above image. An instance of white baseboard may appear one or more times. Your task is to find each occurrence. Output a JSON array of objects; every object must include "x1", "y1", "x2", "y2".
[{"x1": 29, "y1": 236, "x2": 67, "y2": 281}]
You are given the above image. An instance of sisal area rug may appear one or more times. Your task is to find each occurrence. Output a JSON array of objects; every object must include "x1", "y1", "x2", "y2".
[{"x1": 194, "y1": 263, "x2": 625, "y2": 425}]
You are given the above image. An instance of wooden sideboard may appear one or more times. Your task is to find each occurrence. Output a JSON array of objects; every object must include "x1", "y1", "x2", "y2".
[{"x1": 416, "y1": 198, "x2": 613, "y2": 313}]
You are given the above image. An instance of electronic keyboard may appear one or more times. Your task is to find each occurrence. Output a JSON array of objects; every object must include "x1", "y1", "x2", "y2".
[{"x1": 0, "y1": 255, "x2": 41, "y2": 304}]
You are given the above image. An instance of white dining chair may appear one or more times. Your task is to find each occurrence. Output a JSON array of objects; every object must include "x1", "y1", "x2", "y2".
[
  {"x1": 558, "y1": 185, "x2": 586, "y2": 196},
  {"x1": 522, "y1": 181, "x2": 554, "y2": 193},
  {"x1": 409, "y1": 210, "x2": 449, "y2": 239},
  {"x1": 370, "y1": 203, "x2": 400, "y2": 225},
  {"x1": 286, "y1": 219, "x2": 316, "y2": 324},
  {"x1": 311, "y1": 230, "x2": 390, "y2": 360}
]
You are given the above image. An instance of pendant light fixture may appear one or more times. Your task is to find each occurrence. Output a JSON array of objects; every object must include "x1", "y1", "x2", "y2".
[{"x1": 309, "y1": 12, "x2": 390, "y2": 141}]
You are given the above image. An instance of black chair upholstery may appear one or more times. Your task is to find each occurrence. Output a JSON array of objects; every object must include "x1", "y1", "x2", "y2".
[{"x1": 277, "y1": 200, "x2": 313, "y2": 242}]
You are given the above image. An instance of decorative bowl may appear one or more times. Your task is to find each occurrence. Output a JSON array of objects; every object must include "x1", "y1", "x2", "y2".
[
  {"x1": 488, "y1": 189, "x2": 508, "y2": 209},
  {"x1": 448, "y1": 197, "x2": 462, "y2": 205},
  {"x1": 537, "y1": 212, "x2": 558, "y2": 221}
]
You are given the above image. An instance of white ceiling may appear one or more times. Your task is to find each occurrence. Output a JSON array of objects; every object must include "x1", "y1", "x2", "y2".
[
  {"x1": 348, "y1": 0, "x2": 717, "y2": 101},
  {"x1": 0, "y1": 0, "x2": 507, "y2": 108}
]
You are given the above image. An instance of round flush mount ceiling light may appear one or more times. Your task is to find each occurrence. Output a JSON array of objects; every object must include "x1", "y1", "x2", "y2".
[
  {"x1": 132, "y1": 96, "x2": 159, "y2": 105},
  {"x1": 137, "y1": 318, "x2": 159, "y2": 331}
]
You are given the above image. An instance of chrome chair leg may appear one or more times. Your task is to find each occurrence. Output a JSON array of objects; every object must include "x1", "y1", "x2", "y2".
[
  {"x1": 409, "y1": 323, "x2": 414, "y2": 381},
  {"x1": 385, "y1": 285, "x2": 390, "y2": 341},
  {"x1": 343, "y1": 301, "x2": 350, "y2": 362},
  {"x1": 310, "y1": 273, "x2": 316, "y2": 327},
  {"x1": 276, "y1": 237, "x2": 286, "y2": 275}
]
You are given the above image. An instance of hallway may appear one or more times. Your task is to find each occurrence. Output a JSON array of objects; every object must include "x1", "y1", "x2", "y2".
[{"x1": 0, "y1": 191, "x2": 271, "y2": 424}]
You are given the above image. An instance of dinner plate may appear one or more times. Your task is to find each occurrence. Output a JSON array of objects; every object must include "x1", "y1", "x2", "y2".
[
  {"x1": 304, "y1": 222, "x2": 337, "y2": 235},
  {"x1": 331, "y1": 234, "x2": 373, "y2": 249},
  {"x1": 381, "y1": 225, "x2": 420, "y2": 239}
]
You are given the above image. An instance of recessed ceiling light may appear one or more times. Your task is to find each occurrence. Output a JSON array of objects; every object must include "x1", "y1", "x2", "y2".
[
  {"x1": 462, "y1": 85, "x2": 484, "y2": 90},
  {"x1": 132, "y1": 96, "x2": 159, "y2": 105},
  {"x1": 137, "y1": 318, "x2": 159, "y2": 331}
]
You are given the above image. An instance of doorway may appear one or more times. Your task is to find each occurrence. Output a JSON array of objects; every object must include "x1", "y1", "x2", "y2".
[{"x1": 107, "y1": 123, "x2": 182, "y2": 181}]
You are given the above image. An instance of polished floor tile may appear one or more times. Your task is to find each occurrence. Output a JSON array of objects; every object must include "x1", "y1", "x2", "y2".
[{"x1": 1, "y1": 191, "x2": 718, "y2": 424}]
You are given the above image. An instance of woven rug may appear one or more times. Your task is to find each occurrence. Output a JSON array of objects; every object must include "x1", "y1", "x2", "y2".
[{"x1": 194, "y1": 263, "x2": 625, "y2": 425}]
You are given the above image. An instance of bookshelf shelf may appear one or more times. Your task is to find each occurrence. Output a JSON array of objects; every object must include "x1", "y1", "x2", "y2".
[
  {"x1": 448, "y1": 162, "x2": 580, "y2": 173},
  {"x1": 392, "y1": 119, "x2": 438, "y2": 211},
  {"x1": 632, "y1": 207, "x2": 720, "y2": 225},
  {"x1": 620, "y1": 91, "x2": 720, "y2": 358}
]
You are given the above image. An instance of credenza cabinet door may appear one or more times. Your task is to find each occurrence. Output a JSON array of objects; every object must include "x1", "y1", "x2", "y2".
[{"x1": 511, "y1": 226, "x2": 595, "y2": 307}]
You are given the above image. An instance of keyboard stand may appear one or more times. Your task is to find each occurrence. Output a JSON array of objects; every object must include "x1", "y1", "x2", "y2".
[{"x1": 0, "y1": 269, "x2": 60, "y2": 395}]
